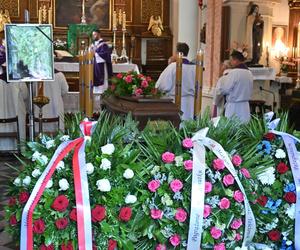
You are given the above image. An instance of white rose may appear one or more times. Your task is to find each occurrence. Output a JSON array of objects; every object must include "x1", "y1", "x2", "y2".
[
  {"x1": 59, "y1": 179, "x2": 69, "y2": 191},
  {"x1": 32, "y1": 169, "x2": 41, "y2": 178},
  {"x1": 23, "y1": 176, "x2": 31, "y2": 186},
  {"x1": 100, "y1": 158, "x2": 111, "y2": 170},
  {"x1": 46, "y1": 179, "x2": 53, "y2": 189},
  {"x1": 39, "y1": 155, "x2": 49, "y2": 166},
  {"x1": 13, "y1": 177, "x2": 21, "y2": 186},
  {"x1": 125, "y1": 194, "x2": 137, "y2": 204},
  {"x1": 86, "y1": 163, "x2": 94, "y2": 175},
  {"x1": 96, "y1": 179, "x2": 111, "y2": 192},
  {"x1": 101, "y1": 143, "x2": 115, "y2": 155},
  {"x1": 150, "y1": 165, "x2": 160, "y2": 175},
  {"x1": 123, "y1": 169, "x2": 134, "y2": 179},
  {"x1": 45, "y1": 139, "x2": 55, "y2": 149},
  {"x1": 286, "y1": 204, "x2": 296, "y2": 220},
  {"x1": 60, "y1": 135, "x2": 70, "y2": 142},
  {"x1": 275, "y1": 149, "x2": 286, "y2": 159},
  {"x1": 32, "y1": 151, "x2": 41, "y2": 161},
  {"x1": 56, "y1": 161, "x2": 65, "y2": 171},
  {"x1": 257, "y1": 167, "x2": 275, "y2": 185},
  {"x1": 175, "y1": 156, "x2": 183, "y2": 167}
]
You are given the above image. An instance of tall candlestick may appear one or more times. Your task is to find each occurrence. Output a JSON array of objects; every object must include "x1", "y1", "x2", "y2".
[
  {"x1": 175, "y1": 52, "x2": 183, "y2": 109},
  {"x1": 118, "y1": 9, "x2": 122, "y2": 25},
  {"x1": 266, "y1": 42, "x2": 269, "y2": 67},
  {"x1": 81, "y1": 0, "x2": 86, "y2": 24},
  {"x1": 122, "y1": 11, "x2": 126, "y2": 30},
  {"x1": 38, "y1": 82, "x2": 44, "y2": 96},
  {"x1": 194, "y1": 49, "x2": 204, "y2": 117},
  {"x1": 298, "y1": 22, "x2": 300, "y2": 58}
]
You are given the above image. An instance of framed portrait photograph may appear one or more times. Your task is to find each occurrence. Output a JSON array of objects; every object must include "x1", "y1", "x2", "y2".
[
  {"x1": 54, "y1": 0, "x2": 113, "y2": 30},
  {"x1": 272, "y1": 25, "x2": 288, "y2": 47}
]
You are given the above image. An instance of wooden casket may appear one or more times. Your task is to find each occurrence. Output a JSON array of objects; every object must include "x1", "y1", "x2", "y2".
[{"x1": 102, "y1": 96, "x2": 181, "y2": 129}]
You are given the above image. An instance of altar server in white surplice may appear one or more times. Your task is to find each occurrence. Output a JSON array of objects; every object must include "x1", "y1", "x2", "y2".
[
  {"x1": 156, "y1": 43, "x2": 196, "y2": 120},
  {"x1": 35, "y1": 71, "x2": 69, "y2": 132},
  {"x1": 0, "y1": 80, "x2": 28, "y2": 151},
  {"x1": 216, "y1": 50, "x2": 253, "y2": 123}
]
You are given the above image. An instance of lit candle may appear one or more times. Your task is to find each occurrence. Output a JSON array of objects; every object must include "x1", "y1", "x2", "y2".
[
  {"x1": 113, "y1": 10, "x2": 117, "y2": 30},
  {"x1": 122, "y1": 11, "x2": 126, "y2": 30}
]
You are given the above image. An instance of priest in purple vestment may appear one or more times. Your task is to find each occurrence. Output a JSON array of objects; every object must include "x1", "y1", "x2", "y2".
[
  {"x1": 91, "y1": 30, "x2": 113, "y2": 93},
  {"x1": 0, "y1": 38, "x2": 6, "y2": 82}
]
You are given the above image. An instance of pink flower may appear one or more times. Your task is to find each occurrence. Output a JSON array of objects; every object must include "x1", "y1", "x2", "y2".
[
  {"x1": 240, "y1": 168, "x2": 251, "y2": 179},
  {"x1": 182, "y1": 138, "x2": 193, "y2": 148},
  {"x1": 230, "y1": 218, "x2": 243, "y2": 230},
  {"x1": 134, "y1": 88, "x2": 143, "y2": 96},
  {"x1": 184, "y1": 160, "x2": 193, "y2": 171},
  {"x1": 170, "y1": 179, "x2": 183, "y2": 193},
  {"x1": 203, "y1": 204, "x2": 211, "y2": 218},
  {"x1": 141, "y1": 80, "x2": 149, "y2": 88},
  {"x1": 210, "y1": 226, "x2": 222, "y2": 239},
  {"x1": 222, "y1": 174, "x2": 235, "y2": 186},
  {"x1": 233, "y1": 190, "x2": 244, "y2": 203},
  {"x1": 235, "y1": 233, "x2": 242, "y2": 241},
  {"x1": 116, "y1": 73, "x2": 123, "y2": 79},
  {"x1": 124, "y1": 75, "x2": 133, "y2": 83},
  {"x1": 205, "y1": 182, "x2": 213, "y2": 193},
  {"x1": 169, "y1": 234, "x2": 181, "y2": 247},
  {"x1": 148, "y1": 180, "x2": 160, "y2": 192},
  {"x1": 156, "y1": 244, "x2": 166, "y2": 250},
  {"x1": 213, "y1": 158, "x2": 225, "y2": 171},
  {"x1": 151, "y1": 209, "x2": 163, "y2": 220},
  {"x1": 214, "y1": 243, "x2": 226, "y2": 250},
  {"x1": 175, "y1": 208, "x2": 187, "y2": 223},
  {"x1": 219, "y1": 197, "x2": 231, "y2": 209},
  {"x1": 162, "y1": 152, "x2": 175, "y2": 163},
  {"x1": 146, "y1": 76, "x2": 152, "y2": 82},
  {"x1": 232, "y1": 155, "x2": 242, "y2": 166}
]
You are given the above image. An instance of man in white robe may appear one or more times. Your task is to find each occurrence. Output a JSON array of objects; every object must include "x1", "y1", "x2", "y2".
[
  {"x1": 34, "y1": 71, "x2": 69, "y2": 133},
  {"x1": 0, "y1": 80, "x2": 28, "y2": 151},
  {"x1": 215, "y1": 50, "x2": 253, "y2": 123},
  {"x1": 156, "y1": 43, "x2": 196, "y2": 120}
]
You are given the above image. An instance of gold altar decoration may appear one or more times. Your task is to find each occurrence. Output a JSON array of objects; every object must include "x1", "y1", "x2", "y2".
[
  {"x1": 147, "y1": 15, "x2": 164, "y2": 37},
  {"x1": 194, "y1": 50, "x2": 204, "y2": 116},
  {"x1": 175, "y1": 52, "x2": 183, "y2": 109},
  {"x1": 38, "y1": 5, "x2": 53, "y2": 24},
  {"x1": 0, "y1": 9, "x2": 11, "y2": 32}
]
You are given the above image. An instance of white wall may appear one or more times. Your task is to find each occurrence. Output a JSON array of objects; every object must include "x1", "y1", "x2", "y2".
[{"x1": 272, "y1": 0, "x2": 289, "y2": 25}]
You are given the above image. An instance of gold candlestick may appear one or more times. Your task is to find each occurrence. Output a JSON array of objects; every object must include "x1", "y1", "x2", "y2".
[
  {"x1": 79, "y1": 49, "x2": 85, "y2": 112},
  {"x1": 84, "y1": 48, "x2": 94, "y2": 117},
  {"x1": 194, "y1": 49, "x2": 204, "y2": 117},
  {"x1": 175, "y1": 52, "x2": 183, "y2": 109},
  {"x1": 113, "y1": 10, "x2": 117, "y2": 30},
  {"x1": 81, "y1": 0, "x2": 86, "y2": 24}
]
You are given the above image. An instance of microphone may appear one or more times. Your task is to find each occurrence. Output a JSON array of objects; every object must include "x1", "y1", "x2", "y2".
[{"x1": 259, "y1": 86, "x2": 276, "y2": 110}]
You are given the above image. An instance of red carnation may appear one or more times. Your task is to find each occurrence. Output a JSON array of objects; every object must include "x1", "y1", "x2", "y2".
[
  {"x1": 91, "y1": 205, "x2": 106, "y2": 223},
  {"x1": 40, "y1": 244, "x2": 54, "y2": 250},
  {"x1": 8, "y1": 197, "x2": 16, "y2": 207},
  {"x1": 69, "y1": 208, "x2": 77, "y2": 222},
  {"x1": 51, "y1": 195, "x2": 69, "y2": 212},
  {"x1": 33, "y1": 218, "x2": 46, "y2": 234},
  {"x1": 119, "y1": 207, "x2": 132, "y2": 222},
  {"x1": 9, "y1": 215, "x2": 17, "y2": 226},
  {"x1": 19, "y1": 192, "x2": 30, "y2": 204},
  {"x1": 276, "y1": 162, "x2": 289, "y2": 174},
  {"x1": 267, "y1": 230, "x2": 281, "y2": 241},
  {"x1": 108, "y1": 239, "x2": 117, "y2": 250},
  {"x1": 61, "y1": 241, "x2": 73, "y2": 250},
  {"x1": 264, "y1": 133, "x2": 276, "y2": 141},
  {"x1": 55, "y1": 217, "x2": 69, "y2": 230},
  {"x1": 257, "y1": 195, "x2": 268, "y2": 207},
  {"x1": 283, "y1": 192, "x2": 296, "y2": 203}
]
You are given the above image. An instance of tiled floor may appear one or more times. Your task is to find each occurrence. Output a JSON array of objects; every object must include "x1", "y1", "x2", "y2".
[{"x1": 0, "y1": 153, "x2": 20, "y2": 250}]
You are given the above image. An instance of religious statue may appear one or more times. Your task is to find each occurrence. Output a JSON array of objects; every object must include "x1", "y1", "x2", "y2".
[
  {"x1": 245, "y1": 3, "x2": 264, "y2": 65},
  {"x1": 147, "y1": 15, "x2": 164, "y2": 37},
  {"x1": 0, "y1": 10, "x2": 11, "y2": 32}
]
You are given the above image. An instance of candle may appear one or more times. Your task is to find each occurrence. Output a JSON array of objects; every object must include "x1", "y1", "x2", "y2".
[
  {"x1": 194, "y1": 49, "x2": 204, "y2": 116},
  {"x1": 38, "y1": 82, "x2": 44, "y2": 96},
  {"x1": 122, "y1": 11, "x2": 126, "y2": 30},
  {"x1": 298, "y1": 22, "x2": 300, "y2": 58},
  {"x1": 38, "y1": 7, "x2": 42, "y2": 24},
  {"x1": 48, "y1": 6, "x2": 52, "y2": 24},
  {"x1": 175, "y1": 52, "x2": 183, "y2": 108},
  {"x1": 118, "y1": 9, "x2": 122, "y2": 25},
  {"x1": 113, "y1": 10, "x2": 117, "y2": 30}
]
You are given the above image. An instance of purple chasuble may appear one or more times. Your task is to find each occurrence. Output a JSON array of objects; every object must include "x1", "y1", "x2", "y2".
[
  {"x1": 0, "y1": 45, "x2": 6, "y2": 81},
  {"x1": 94, "y1": 40, "x2": 113, "y2": 87}
]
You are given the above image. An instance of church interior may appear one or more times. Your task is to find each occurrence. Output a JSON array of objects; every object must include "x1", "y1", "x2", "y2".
[{"x1": 1, "y1": 0, "x2": 300, "y2": 249}]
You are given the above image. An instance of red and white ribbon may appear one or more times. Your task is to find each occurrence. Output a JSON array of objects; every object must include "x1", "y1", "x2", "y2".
[{"x1": 20, "y1": 120, "x2": 96, "y2": 250}]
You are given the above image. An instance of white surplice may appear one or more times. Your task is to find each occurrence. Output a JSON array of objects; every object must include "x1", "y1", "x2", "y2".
[
  {"x1": 156, "y1": 62, "x2": 196, "y2": 120},
  {"x1": 215, "y1": 68, "x2": 253, "y2": 123},
  {"x1": 0, "y1": 80, "x2": 28, "y2": 151},
  {"x1": 34, "y1": 72, "x2": 69, "y2": 132}
]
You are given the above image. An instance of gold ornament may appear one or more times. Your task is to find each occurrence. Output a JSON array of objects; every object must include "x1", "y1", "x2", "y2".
[
  {"x1": 147, "y1": 15, "x2": 164, "y2": 37},
  {"x1": 0, "y1": 9, "x2": 11, "y2": 32}
]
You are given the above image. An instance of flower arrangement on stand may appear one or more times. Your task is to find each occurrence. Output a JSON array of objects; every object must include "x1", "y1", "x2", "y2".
[{"x1": 104, "y1": 71, "x2": 160, "y2": 97}]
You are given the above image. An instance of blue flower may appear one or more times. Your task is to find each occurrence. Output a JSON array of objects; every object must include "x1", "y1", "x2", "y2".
[
  {"x1": 284, "y1": 183, "x2": 296, "y2": 193},
  {"x1": 263, "y1": 198, "x2": 282, "y2": 214},
  {"x1": 257, "y1": 140, "x2": 272, "y2": 154}
]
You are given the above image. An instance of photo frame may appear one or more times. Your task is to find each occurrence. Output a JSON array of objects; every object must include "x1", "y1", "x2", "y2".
[
  {"x1": 54, "y1": 0, "x2": 113, "y2": 30},
  {"x1": 272, "y1": 25, "x2": 288, "y2": 47}
]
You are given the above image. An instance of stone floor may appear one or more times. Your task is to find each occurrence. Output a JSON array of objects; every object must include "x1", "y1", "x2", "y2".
[{"x1": 0, "y1": 153, "x2": 20, "y2": 250}]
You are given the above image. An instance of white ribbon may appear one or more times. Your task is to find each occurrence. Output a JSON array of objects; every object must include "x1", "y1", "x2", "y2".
[{"x1": 187, "y1": 127, "x2": 256, "y2": 249}]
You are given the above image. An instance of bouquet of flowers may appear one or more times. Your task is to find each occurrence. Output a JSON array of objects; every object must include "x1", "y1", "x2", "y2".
[{"x1": 105, "y1": 71, "x2": 160, "y2": 97}]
